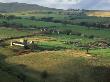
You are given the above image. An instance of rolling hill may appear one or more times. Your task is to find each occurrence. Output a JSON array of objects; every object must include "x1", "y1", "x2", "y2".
[{"x1": 0, "y1": 2, "x2": 55, "y2": 12}]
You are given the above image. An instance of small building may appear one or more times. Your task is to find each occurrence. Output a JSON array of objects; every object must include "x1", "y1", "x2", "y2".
[
  {"x1": 10, "y1": 39, "x2": 35, "y2": 50},
  {"x1": 10, "y1": 41, "x2": 24, "y2": 46},
  {"x1": 10, "y1": 39, "x2": 28, "y2": 47}
]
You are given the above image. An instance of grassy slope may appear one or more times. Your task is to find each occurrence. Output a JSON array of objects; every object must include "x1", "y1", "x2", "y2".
[
  {"x1": 0, "y1": 44, "x2": 109, "y2": 82},
  {"x1": 5, "y1": 49, "x2": 109, "y2": 82},
  {"x1": 0, "y1": 47, "x2": 88, "y2": 82},
  {"x1": 4, "y1": 49, "x2": 89, "y2": 82}
]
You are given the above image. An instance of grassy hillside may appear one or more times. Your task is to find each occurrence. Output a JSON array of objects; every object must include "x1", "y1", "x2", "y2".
[
  {"x1": 0, "y1": 46, "x2": 109, "y2": 82},
  {"x1": 0, "y1": 2, "x2": 55, "y2": 12}
]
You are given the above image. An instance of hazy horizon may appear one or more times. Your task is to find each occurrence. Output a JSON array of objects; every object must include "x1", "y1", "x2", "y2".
[{"x1": 0, "y1": 0, "x2": 110, "y2": 10}]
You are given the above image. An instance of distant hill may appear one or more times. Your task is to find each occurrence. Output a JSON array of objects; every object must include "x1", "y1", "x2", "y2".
[{"x1": 0, "y1": 2, "x2": 55, "y2": 12}]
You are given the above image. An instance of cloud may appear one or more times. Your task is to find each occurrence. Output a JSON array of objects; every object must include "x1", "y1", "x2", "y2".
[{"x1": 0, "y1": 0, "x2": 110, "y2": 10}]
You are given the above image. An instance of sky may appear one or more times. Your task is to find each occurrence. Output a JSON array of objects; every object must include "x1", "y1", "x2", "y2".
[{"x1": 0, "y1": 0, "x2": 110, "y2": 10}]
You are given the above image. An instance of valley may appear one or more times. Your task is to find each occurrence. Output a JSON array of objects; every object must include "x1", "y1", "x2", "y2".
[{"x1": 0, "y1": 2, "x2": 110, "y2": 82}]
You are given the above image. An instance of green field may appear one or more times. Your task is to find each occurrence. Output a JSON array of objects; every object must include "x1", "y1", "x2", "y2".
[
  {"x1": 0, "y1": 27, "x2": 30, "y2": 39},
  {"x1": 1, "y1": 17, "x2": 110, "y2": 38}
]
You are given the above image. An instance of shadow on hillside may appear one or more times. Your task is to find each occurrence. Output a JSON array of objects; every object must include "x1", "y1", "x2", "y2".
[
  {"x1": 62, "y1": 65, "x2": 110, "y2": 82},
  {"x1": 56, "y1": 58, "x2": 110, "y2": 82},
  {"x1": 0, "y1": 52, "x2": 110, "y2": 82},
  {"x1": 0, "y1": 53, "x2": 38, "y2": 82}
]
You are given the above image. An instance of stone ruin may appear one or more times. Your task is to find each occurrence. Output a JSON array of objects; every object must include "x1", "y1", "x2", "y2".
[
  {"x1": 89, "y1": 40, "x2": 110, "y2": 49},
  {"x1": 64, "y1": 39, "x2": 110, "y2": 49}
]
